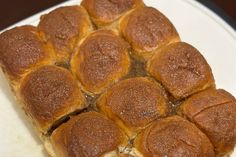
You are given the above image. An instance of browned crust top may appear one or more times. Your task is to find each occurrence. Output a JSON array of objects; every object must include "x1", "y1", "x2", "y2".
[
  {"x1": 135, "y1": 116, "x2": 215, "y2": 157},
  {"x1": 52, "y1": 111, "x2": 126, "y2": 157},
  {"x1": 147, "y1": 42, "x2": 215, "y2": 99},
  {"x1": 0, "y1": 26, "x2": 51, "y2": 79},
  {"x1": 71, "y1": 30, "x2": 130, "y2": 94},
  {"x1": 81, "y1": 0, "x2": 143, "y2": 24},
  {"x1": 20, "y1": 65, "x2": 84, "y2": 129},
  {"x1": 180, "y1": 88, "x2": 236, "y2": 120},
  {"x1": 38, "y1": 6, "x2": 92, "y2": 58},
  {"x1": 180, "y1": 89, "x2": 236, "y2": 153},
  {"x1": 0, "y1": 2, "x2": 234, "y2": 157},
  {"x1": 98, "y1": 77, "x2": 169, "y2": 128},
  {"x1": 121, "y1": 6, "x2": 179, "y2": 53}
]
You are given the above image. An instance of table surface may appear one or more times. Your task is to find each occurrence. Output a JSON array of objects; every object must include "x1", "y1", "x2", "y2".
[
  {"x1": 212, "y1": 0, "x2": 236, "y2": 20},
  {"x1": 0, "y1": 0, "x2": 236, "y2": 31}
]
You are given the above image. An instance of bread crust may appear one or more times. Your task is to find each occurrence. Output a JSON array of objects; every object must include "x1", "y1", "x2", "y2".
[
  {"x1": 0, "y1": 25, "x2": 55, "y2": 86},
  {"x1": 147, "y1": 42, "x2": 215, "y2": 99},
  {"x1": 97, "y1": 77, "x2": 169, "y2": 137},
  {"x1": 50, "y1": 111, "x2": 128, "y2": 157},
  {"x1": 0, "y1": 1, "x2": 235, "y2": 157},
  {"x1": 120, "y1": 6, "x2": 180, "y2": 60},
  {"x1": 134, "y1": 116, "x2": 215, "y2": 157},
  {"x1": 19, "y1": 65, "x2": 86, "y2": 135},
  {"x1": 38, "y1": 5, "x2": 93, "y2": 63},
  {"x1": 81, "y1": 0, "x2": 144, "y2": 28},
  {"x1": 70, "y1": 30, "x2": 130, "y2": 95},
  {"x1": 179, "y1": 88, "x2": 236, "y2": 155}
]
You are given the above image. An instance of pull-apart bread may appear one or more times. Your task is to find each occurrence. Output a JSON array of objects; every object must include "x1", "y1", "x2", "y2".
[
  {"x1": 70, "y1": 30, "x2": 130, "y2": 95},
  {"x1": 179, "y1": 88, "x2": 236, "y2": 156},
  {"x1": 97, "y1": 77, "x2": 169, "y2": 137},
  {"x1": 133, "y1": 116, "x2": 215, "y2": 157},
  {"x1": 38, "y1": 6, "x2": 93, "y2": 63},
  {"x1": 49, "y1": 112, "x2": 128, "y2": 157},
  {"x1": 120, "y1": 6, "x2": 180, "y2": 60},
  {"x1": 0, "y1": 0, "x2": 235, "y2": 157},
  {"x1": 147, "y1": 42, "x2": 215, "y2": 100},
  {"x1": 81, "y1": 0, "x2": 144, "y2": 28},
  {"x1": 0, "y1": 26, "x2": 54, "y2": 87},
  {"x1": 19, "y1": 65, "x2": 86, "y2": 135}
]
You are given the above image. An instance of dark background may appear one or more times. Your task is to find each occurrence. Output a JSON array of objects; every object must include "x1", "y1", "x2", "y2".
[{"x1": 0, "y1": 0, "x2": 236, "y2": 31}]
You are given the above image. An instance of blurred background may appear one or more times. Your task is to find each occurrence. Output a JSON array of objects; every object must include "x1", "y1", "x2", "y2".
[{"x1": 0, "y1": 0, "x2": 236, "y2": 31}]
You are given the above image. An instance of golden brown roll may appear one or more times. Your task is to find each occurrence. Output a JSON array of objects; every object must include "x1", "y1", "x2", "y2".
[
  {"x1": 147, "y1": 42, "x2": 215, "y2": 100},
  {"x1": 81, "y1": 0, "x2": 144, "y2": 28},
  {"x1": 134, "y1": 116, "x2": 215, "y2": 157},
  {"x1": 19, "y1": 65, "x2": 86, "y2": 135},
  {"x1": 50, "y1": 111, "x2": 128, "y2": 157},
  {"x1": 97, "y1": 77, "x2": 169, "y2": 137},
  {"x1": 38, "y1": 6, "x2": 93, "y2": 63},
  {"x1": 0, "y1": 25, "x2": 54, "y2": 85},
  {"x1": 179, "y1": 88, "x2": 236, "y2": 155},
  {"x1": 70, "y1": 30, "x2": 130, "y2": 95},
  {"x1": 120, "y1": 6, "x2": 180, "y2": 60}
]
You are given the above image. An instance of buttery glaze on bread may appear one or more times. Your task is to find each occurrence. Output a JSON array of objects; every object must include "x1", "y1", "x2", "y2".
[
  {"x1": 147, "y1": 42, "x2": 215, "y2": 100},
  {"x1": 0, "y1": 25, "x2": 54, "y2": 85},
  {"x1": 38, "y1": 6, "x2": 93, "y2": 63},
  {"x1": 97, "y1": 77, "x2": 169, "y2": 137},
  {"x1": 50, "y1": 111, "x2": 128, "y2": 157},
  {"x1": 19, "y1": 65, "x2": 86, "y2": 134},
  {"x1": 134, "y1": 116, "x2": 215, "y2": 157},
  {"x1": 0, "y1": 1, "x2": 236, "y2": 157},
  {"x1": 70, "y1": 30, "x2": 130, "y2": 95},
  {"x1": 81, "y1": 0, "x2": 144, "y2": 28},
  {"x1": 120, "y1": 6, "x2": 180, "y2": 60},
  {"x1": 179, "y1": 89, "x2": 236, "y2": 155}
]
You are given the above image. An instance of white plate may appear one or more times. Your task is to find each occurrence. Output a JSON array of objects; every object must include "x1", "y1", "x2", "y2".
[{"x1": 0, "y1": 0, "x2": 235, "y2": 156}]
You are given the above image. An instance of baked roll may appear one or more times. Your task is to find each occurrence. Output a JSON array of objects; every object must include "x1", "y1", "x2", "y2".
[
  {"x1": 0, "y1": 25, "x2": 54, "y2": 86},
  {"x1": 81, "y1": 0, "x2": 144, "y2": 28},
  {"x1": 147, "y1": 42, "x2": 215, "y2": 100},
  {"x1": 19, "y1": 65, "x2": 86, "y2": 135},
  {"x1": 120, "y1": 6, "x2": 180, "y2": 60},
  {"x1": 179, "y1": 88, "x2": 236, "y2": 156},
  {"x1": 50, "y1": 111, "x2": 128, "y2": 157},
  {"x1": 70, "y1": 30, "x2": 130, "y2": 95},
  {"x1": 97, "y1": 77, "x2": 169, "y2": 137},
  {"x1": 38, "y1": 6, "x2": 93, "y2": 63},
  {"x1": 133, "y1": 116, "x2": 215, "y2": 157}
]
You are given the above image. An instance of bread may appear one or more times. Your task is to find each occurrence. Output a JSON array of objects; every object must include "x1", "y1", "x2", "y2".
[
  {"x1": 70, "y1": 30, "x2": 130, "y2": 95},
  {"x1": 147, "y1": 42, "x2": 215, "y2": 100},
  {"x1": 0, "y1": 1, "x2": 236, "y2": 157},
  {"x1": 120, "y1": 6, "x2": 180, "y2": 60},
  {"x1": 0, "y1": 25, "x2": 54, "y2": 87},
  {"x1": 49, "y1": 111, "x2": 128, "y2": 157},
  {"x1": 81, "y1": 0, "x2": 144, "y2": 28},
  {"x1": 133, "y1": 116, "x2": 215, "y2": 157},
  {"x1": 38, "y1": 5, "x2": 93, "y2": 63},
  {"x1": 19, "y1": 65, "x2": 86, "y2": 135},
  {"x1": 97, "y1": 77, "x2": 169, "y2": 137},
  {"x1": 179, "y1": 88, "x2": 236, "y2": 155}
]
